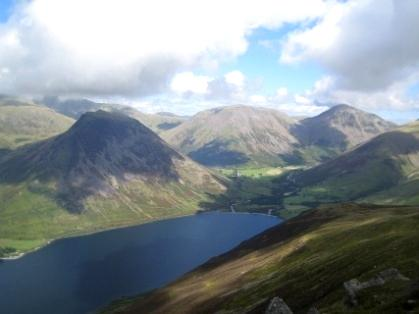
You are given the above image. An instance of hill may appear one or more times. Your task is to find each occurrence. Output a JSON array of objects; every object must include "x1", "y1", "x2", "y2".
[
  {"x1": 102, "y1": 204, "x2": 419, "y2": 314},
  {"x1": 278, "y1": 121, "x2": 419, "y2": 208},
  {"x1": 41, "y1": 97, "x2": 187, "y2": 133},
  {"x1": 0, "y1": 111, "x2": 225, "y2": 257},
  {"x1": 118, "y1": 107, "x2": 188, "y2": 133},
  {"x1": 163, "y1": 105, "x2": 299, "y2": 167},
  {"x1": 294, "y1": 104, "x2": 395, "y2": 153},
  {"x1": 0, "y1": 96, "x2": 74, "y2": 150}
]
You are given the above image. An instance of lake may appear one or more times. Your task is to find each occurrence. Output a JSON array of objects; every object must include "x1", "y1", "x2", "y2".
[{"x1": 0, "y1": 212, "x2": 280, "y2": 314}]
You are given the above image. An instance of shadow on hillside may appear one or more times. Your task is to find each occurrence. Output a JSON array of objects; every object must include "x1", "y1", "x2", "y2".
[
  {"x1": 199, "y1": 174, "x2": 285, "y2": 215},
  {"x1": 291, "y1": 120, "x2": 348, "y2": 151},
  {"x1": 0, "y1": 112, "x2": 183, "y2": 213},
  {"x1": 188, "y1": 140, "x2": 250, "y2": 167}
]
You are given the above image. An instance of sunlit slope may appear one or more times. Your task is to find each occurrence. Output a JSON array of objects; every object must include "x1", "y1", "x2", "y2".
[
  {"x1": 103, "y1": 204, "x2": 419, "y2": 314},
  {"x1": 163, "y1": 105, "x2": 299, "y2": 167},
  {"x1": 0, "y1": 97, "x2": 74, "y2": 149}
]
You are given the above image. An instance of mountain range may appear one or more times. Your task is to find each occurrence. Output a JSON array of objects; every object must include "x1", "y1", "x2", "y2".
[{"x1": 163, "y1": 104, "x2": 395, "y2": 167}]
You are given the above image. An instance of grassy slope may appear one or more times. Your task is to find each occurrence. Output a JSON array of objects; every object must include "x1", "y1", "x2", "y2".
[
  {"x1": 0, "y1": 111, "x2": 225, "y2": 257},
  {"x1": 279, "y1": 122, "x2": 419, "y2": 211},
  {"x1": 0, "y1": 101, "x2": 74, "y2": 149},
  {"x1": 102, "y1": 204, "x2": 419, "y2": 314},
  {"x1": 0, "y1": 158, "x2": 226, "y2": 257}
]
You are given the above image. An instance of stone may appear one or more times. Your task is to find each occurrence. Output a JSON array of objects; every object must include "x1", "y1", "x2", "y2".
[
  {"x1": 265, "y1": 297, "x2": 293, "y2": 314},
  {"x1": 307, "y1": 306, "x2": 320, "y2": 314},
  {"x1": 343, "y1": 268, "x2": 410, "y2": 307}
]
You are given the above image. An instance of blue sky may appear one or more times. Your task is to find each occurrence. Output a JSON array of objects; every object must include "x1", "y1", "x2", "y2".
[
  {"x1": 221, "y1": 27, "x2": 325, "y2": 95},
  {"x1": 0, "y1": 0, "x2": 14, "y2": 22},
  {"x1": 0, "y1": 0, "x2": 418, "y2": 123}
]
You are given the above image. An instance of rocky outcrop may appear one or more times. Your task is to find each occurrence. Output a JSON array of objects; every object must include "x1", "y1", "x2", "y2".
[
  {"x1": 344, "y1": 268, "x2": 410, "y2": 306},
  {"x1": 264, "y1": 297, "x2": 320, "y2": 314},
  {"x1": 265, "y1": 297, "x2": 293, "y2": 314},
  {"x1": 306, "y1": 307, "x2": 320, "y2": 314}
]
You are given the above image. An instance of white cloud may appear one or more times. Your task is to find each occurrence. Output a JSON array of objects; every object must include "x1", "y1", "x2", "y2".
[
  {"x1": 279, "y1": 0, "x2": 419, "y2": 113},
  {"x1": 294, "y1": 94, "x2": 311, "y2": 105},
  {"x1": 250, "y1": 94, "x2": 266, "y2": 103},
  {"x1": 170, "y1": 72, "x2": 211, "y2": 94},
  {"x1": 276, "y1": 87, "x2": 288, "y2": 99},
  {"x1": 224, "y1": 70, "x2": 245, "y2": 88},
  {"x1": 276, "y1": 103, "x2": 328, "y2": 116},
  {"x1": 281, "y1": 0, "x2": 419, "y2": 92},
  {"x1": 0, "y1": 0, "x2": 328, "y2": 97}
]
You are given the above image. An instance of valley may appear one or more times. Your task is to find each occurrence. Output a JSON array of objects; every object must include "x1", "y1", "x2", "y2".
[
  {"x1": 1, "y1": 3, "x2": 419, "y2": 314},
  {"x1": 0, "y1": 97, "x2": 418, "y2": 314}
]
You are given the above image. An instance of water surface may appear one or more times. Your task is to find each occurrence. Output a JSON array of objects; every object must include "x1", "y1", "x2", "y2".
[{"x1": 0, "y1": 212, "x2": 280, "y2": 314}]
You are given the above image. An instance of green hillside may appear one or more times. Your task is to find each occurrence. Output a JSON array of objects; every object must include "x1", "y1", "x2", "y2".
[
  {"x1": 0, "y1": 111, "x2": 225, "y2": 258},
  {"x1": 102, "y1": 204, "x2": 419, "y2": 314},
  {"x1": 0, "y1": 97, "x2": 74, "y2": 149},
  {"x1": 277, "y1": 122, "x2": 419, "y2": 210}
]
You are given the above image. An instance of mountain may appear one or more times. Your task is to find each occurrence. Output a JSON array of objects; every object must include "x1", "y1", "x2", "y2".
[
  {"x1": 294, "y1": 104, "x2": 395, "y2": 152},
  {"x1": 0, "y1": 96, "x2": 74, "y2": 150},
  {"x1": 118, "y1": 107, "x2": 188, "y2": 133},
  {"x1": 162, "y1": 104, "x2": 395, "y2": 168},
  {"x1": 41, "y1": 97, "x2": 187, "y2": 133},
  {"x1": 279, "y1": 121, "x2": 419, "y2": 207},
  {"x1": 102, "y1": 203, "x2": 419, "y2": 314},
  {"x1": 40, "y1": 96, "x2": 127, "y2": 119},
  {"x1": 163, "y1": 105, "x2": 299, "y2": 167},
  {"x1": 0, "y1": 110, "x2": 225, "y2": 256}
]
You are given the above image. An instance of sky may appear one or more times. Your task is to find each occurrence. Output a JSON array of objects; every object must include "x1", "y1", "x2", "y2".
[{"x1": 0, "y1": 0, "x2": 419, "y2": 123}]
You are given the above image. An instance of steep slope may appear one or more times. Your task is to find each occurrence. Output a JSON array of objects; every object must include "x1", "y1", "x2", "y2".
[
  {"x1": 294, "y1": 104, "x2": 395, "y2": 152},
  {"x1": 163, "y1": 105, "x2": 299, "y2": 167},
  {"x1": 102, "y1": 204, "x2": 419, "y2": 314},
  {"x1": 279, "y1": 121, "x2": 419, "y2": 206},
  {"x1": 0, "y1": 110, "x2": 225, "y2": 257},
  {"x1": 0, "y1": 96, "x2": 74, "y2": 149},
  {"x1": 41, "y1": 97, "x2": 187, "y2": 133}
]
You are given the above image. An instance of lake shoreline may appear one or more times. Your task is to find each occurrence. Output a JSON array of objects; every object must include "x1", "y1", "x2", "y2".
[
  {"x1": 0, "y1": 212, "x2": 280, "y2": 314},
  {"x1": 0, "y1": 210, "x2": 280, "y2": 261}
]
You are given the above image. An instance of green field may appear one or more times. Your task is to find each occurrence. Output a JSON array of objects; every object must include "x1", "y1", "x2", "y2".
[{"x1": 216, "y1": 165, "x2": 301, "y2": 178}]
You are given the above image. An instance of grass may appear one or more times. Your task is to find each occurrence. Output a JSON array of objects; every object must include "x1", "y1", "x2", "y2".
[
  {"x1": 0, "y1": 173, "x2": 223, "y2": 258},
  {"x1": 216, "y1": 165, "x2": 300, "y2": 178},
  {"x1": 0, "y1": 103, "x2": 74, "y2": 149},
  {"x1": 101, "y1": 204, "x2": 419, "y2": 314}
]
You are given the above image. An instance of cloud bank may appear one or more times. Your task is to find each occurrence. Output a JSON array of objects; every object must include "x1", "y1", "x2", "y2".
[
  {"x1": 282, "y1": 0, "x2": 419, "y2": 111},
  {"x1": 0, "y1": 0, "x2": 326, "y2": 97}
]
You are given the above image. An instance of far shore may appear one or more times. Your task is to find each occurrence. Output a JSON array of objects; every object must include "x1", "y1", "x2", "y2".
[{"x1": 0, "y1": 209, "x2": 281, "y2": 262}]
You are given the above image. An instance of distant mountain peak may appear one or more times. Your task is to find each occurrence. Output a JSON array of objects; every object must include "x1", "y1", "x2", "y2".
[{"x1": 294, "y1": 103, "x2": 395, "y2": 151}]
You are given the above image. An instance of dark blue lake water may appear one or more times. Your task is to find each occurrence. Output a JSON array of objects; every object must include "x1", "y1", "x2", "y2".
[{"x1": 0, "y1": 212, "x2": 280, "y2": 314}]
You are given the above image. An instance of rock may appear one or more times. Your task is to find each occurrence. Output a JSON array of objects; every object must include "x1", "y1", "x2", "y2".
[
  {"x1": 265, "y1": 297, "x2": 293, "y2": 314},
  {"x1": 378, "y1": 268, "x2": 410, "y2": 282},
  {"x1": 307, "y1": 306, "x2": 320, "y2": 314},
  {"x1": 343, "y1": 268, "x2": 410, "y2": 307}
]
